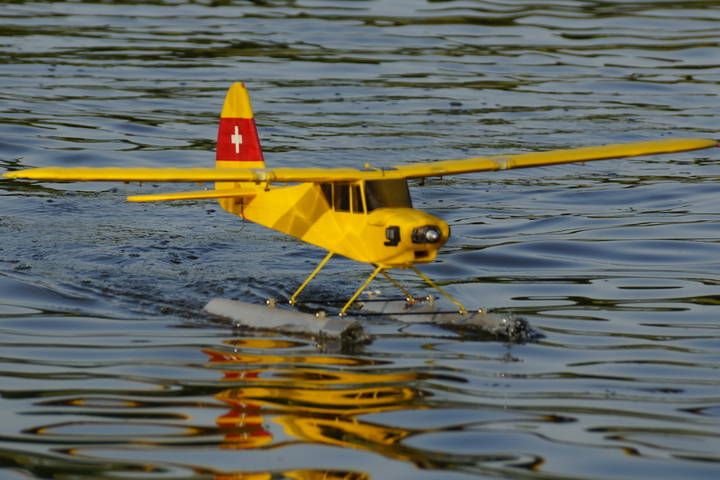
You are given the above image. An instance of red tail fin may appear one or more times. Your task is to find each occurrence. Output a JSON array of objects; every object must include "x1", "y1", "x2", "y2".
[{"x1": 216, "y1": 83, "x2": 265, "y2": 167}]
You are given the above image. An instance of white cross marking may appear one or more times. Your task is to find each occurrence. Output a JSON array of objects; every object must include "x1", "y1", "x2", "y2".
[{"x1": 231, "y1": 125, "x2": 243, "y2": 154}]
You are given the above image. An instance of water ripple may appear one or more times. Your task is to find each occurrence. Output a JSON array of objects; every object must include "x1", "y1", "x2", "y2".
[{"x1": 2, "y1": 1, "x2": 720, "y2": 479}]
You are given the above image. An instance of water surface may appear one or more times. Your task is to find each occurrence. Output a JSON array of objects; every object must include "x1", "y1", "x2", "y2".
[{"x1": 2, "y1": 1, "x2": 720, "y2": 479}]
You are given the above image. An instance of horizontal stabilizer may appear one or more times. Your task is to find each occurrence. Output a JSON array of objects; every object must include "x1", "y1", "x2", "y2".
[{"x1": 127, "y1": 187, "x2": 257, "y2": 202}]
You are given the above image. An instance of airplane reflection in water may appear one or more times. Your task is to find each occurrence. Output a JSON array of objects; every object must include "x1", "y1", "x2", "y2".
[
  {"x1": 204, "y1": 338, "x2": 428, "y2": 453},
  {"x1": 204, "y1": 338, "x2": 544, "y2": 478},
  {"x1": 17, "y1": 337, "x2": 549, "y2": 479}
]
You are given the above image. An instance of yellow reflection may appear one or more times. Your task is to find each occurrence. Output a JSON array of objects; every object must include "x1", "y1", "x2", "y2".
[
  {"x1": 215, "y1": 470, "x2": 369, "y2": 480},
  {"x1": 206, "y1": 338, "x2": 379, "y2": 367},
  {"x1": 205, "y1": 341, "x2": 429, "y2": 465},
  {"x1": 218, "y1": 384, "x2": 420, "y2": 415},
  {"x1": 279, "y1": 415, "x2": 410, "y2": 450}
]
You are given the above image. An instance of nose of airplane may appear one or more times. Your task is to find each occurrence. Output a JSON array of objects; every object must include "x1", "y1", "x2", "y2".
[
  {"x1": 368, "y1": 208, "x2": 449, "y2": 266},
  {"x1": 381, "y1": 211, "x2": 449, "y2": 250},
  {"x1": 382, "y1": 217, "x2": 447, "y2": 248},
  {"x1": 411, "y1": 225, "x2": 442, "y2": 244}
]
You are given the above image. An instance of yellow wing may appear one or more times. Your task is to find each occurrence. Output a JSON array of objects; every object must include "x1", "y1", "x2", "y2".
[
  {"x1": 390, "y1": 138, "x2": 718, "y2": 178},
  {"x1": 0, "y1": 165, "x2": 368, "y2": 183},
  {"x1": 3, "y1": 138, "x2": 716, "y2": 184}
]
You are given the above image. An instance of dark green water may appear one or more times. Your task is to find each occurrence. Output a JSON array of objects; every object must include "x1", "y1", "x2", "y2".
[{"x1": 2, "y1": 1, "x2": 720, "y2": 479}]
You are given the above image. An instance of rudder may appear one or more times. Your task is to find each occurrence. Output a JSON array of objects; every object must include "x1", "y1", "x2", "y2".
[
  {"x1": 216, "y1": 83, "x2": 265, "y2": 168},
  {"x1": 215, "y1": 83, "x2": 265, "y2": 215}
]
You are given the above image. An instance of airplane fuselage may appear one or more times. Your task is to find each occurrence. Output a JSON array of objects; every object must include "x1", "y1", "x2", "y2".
[{"x1": 217, "y1": 177, "x2": 449, "y2": 268}]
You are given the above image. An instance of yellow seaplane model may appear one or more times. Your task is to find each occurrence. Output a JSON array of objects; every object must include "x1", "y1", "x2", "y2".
[{"x1": 4, "y1": 83, "x2": 717, "y2": 317}]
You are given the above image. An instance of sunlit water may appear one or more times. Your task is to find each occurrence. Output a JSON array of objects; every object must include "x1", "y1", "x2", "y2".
[{"x1": 2, "y1": 1, "x2": 720, "y2": 479}]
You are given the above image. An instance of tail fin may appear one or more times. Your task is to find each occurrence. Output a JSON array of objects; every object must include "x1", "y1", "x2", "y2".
[{"x1": 216, "y1": 83, "x2": 265, "y2": 168}]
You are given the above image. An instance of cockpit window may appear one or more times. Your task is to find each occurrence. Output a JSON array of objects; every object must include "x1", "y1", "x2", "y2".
[
  {"x1": 319, "y1": 182, "x2": 365, "y2": 213},
  {"x1": 334, "y1": 184, "x2": 350, "y2": 212},
  {"x1": 351, "y1": 184, "x2": 364, "y2": 213},
  {"x1": 320, "y1": 183, "x2": 332, "y2": 206},
  {"x1": 365, "y1": 179, "x2": 412, "y2": 212}
]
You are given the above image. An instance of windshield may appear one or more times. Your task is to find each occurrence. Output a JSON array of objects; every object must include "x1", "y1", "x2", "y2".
[{"x1": 365, "y1": 179, "x2": 412, "y2": 212}]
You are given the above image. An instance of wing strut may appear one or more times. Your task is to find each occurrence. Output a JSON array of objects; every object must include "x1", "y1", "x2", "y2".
[
  {"x1": 289, "y1": 251, "x2": 334, "y2": 306},
  {"x1": 410, "y1": 266, "x2": 467, "y2": 315}
]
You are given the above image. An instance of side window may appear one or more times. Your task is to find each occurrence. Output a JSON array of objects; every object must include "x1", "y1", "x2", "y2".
[
  {"x1": 334, "y1": 184, "x2": 350, "y2": 212},
  {"x1": 320, "y1": 183, "x2": 332, "y2": 207},
  {"x1": 351, "y1": 184, "x2": 365, "y2": 213},
  {"x1": 319, "y1": 183, "x2": 365, "y2": 213}
]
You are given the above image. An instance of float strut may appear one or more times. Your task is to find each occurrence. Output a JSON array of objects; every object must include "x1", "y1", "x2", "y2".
[
  {"x1": 410, "y1": 266, "x2": 467, "y2": 315},
  {"x1": 290, "y1": 251, "x2": 333, "y2": 306},
  {"x1": 340, "y1": 264, "x2": 385, "y2": 317},
  {"x1": 378, "y1": 267, "x2": 414, "y2": 301}
]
